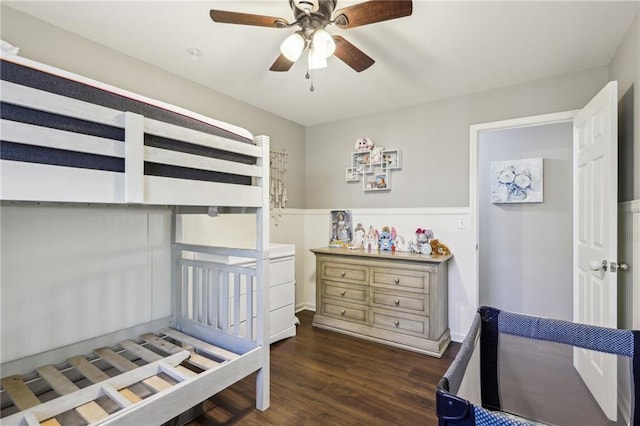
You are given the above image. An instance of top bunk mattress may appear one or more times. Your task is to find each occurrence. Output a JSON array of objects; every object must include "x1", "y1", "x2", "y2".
[{"x1": 0, "y1": 53, "x2": 268, "y2": 207}]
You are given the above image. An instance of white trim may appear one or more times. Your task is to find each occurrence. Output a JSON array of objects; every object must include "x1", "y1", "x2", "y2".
[
  {"x1": 469, "y1": 110, "x2": 576, "y2": 311},
  {"x1": 304, "y1": 207, "x2": 470, "y2": 216},
  {"x1": 619, "y1": 199, "x2": 640, "y2": 213}
]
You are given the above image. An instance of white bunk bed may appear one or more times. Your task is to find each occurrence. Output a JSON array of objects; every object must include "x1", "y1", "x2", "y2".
[{"x1": 0, "y1": 52, "x2": 271, "y2": 425}]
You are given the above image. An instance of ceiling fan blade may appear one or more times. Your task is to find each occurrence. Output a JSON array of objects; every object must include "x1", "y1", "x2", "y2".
[
  {"x1": 332, "y1": 35, "x2": 374, "y2": 72},
  {"x1": 270, "y1": 54, "x2": 296, "y2": 72},
  {"x1": 210, "y1": 10, "x2": 290, "y2": 28},
  {"x1": 333, "y1": 0, "x2": 412, "y2": 29}
]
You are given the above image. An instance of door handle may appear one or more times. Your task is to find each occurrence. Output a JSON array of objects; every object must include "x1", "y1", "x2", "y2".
[
  {"x1": 610, "y1": 261, "x2": 629, "y2": 272},
  {"x1": 589, "y1": 260, "x2": 608, "y2": 272}
]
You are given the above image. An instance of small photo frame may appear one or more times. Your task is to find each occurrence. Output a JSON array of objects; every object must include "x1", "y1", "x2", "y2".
[
  {"x1": 381, "y1": 149, "x2": 401, "y2": 169},
  {"x1": 352, "y1": 151, "x2": 372, "y2": 174},
  {"x1": 345, "y1": 167, "x2": 360, "y2": 182},
  {"x1": 363, "y1": 171, "x2": 390, "y2": 191}
]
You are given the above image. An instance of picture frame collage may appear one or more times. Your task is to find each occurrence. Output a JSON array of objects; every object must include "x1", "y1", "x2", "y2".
[{"x1": 345, "y1": 148, "x2": 401, "y2": 192}]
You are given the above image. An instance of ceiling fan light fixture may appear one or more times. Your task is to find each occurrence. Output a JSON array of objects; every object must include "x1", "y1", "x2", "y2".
[
  {"x1": 312, "y1": 29, "x2": 335, "y2": 58},
  {"x1": 280, "y1": 32, "x2": 305, "y2": 62},
  {"x1": 308, "y1": 46, "x2": 327, "y2": 70}
]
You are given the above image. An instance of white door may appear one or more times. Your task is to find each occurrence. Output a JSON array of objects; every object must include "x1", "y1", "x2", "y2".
[{"x1": 573, "y1": 81, "x2": 618, "y2": 421}]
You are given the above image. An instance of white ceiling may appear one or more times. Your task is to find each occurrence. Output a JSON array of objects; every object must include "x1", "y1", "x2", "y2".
[{"x1": 5, "y1": 1, "x2": 639, "y2": 126}]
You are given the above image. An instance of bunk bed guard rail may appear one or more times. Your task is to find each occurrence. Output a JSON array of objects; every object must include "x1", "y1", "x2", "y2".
[
  {"x1": 436, "y1": 307, "x2": 640, "y2": 426},
  {"x1": 1, "y1": 58, "x2": 265, "y2": 207}
]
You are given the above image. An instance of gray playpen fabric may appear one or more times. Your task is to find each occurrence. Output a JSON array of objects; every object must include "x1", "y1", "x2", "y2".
[{"x1": 437, "y1": 307, "x2": 639, "y2": 426}]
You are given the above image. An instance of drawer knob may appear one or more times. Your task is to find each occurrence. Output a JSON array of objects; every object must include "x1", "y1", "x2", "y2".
[
  {"x1": 341, "y1": 271, "x2": 346, "y2": 277},
  {"x1": 340, "y1": 309, "x2": 346, "y2": 315},
  {"x1": 394, "y1": 278, "x2": 400, "y2": 284},
  {"x1": 394, "y1": 320, "x2": 400, "y2": 326},
  {"x1": 340, "y1": 290, "x2": 346, "y2": 296},
  {"x1": 394, "y1": 299, "x2": 400, "y2": 305}
]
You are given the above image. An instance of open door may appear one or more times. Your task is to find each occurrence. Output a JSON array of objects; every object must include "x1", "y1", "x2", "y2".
[{"x1": 573, "y1": 81, "x2": 618, "y2": 420}]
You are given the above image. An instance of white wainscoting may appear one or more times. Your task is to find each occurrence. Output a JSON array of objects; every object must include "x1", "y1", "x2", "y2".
[
  {"x1": 617, "y1": 199, "x2": 639, "y2": 426},
  {"x1": 181, "y1": 207, "x2": 477, "y2": 342}
]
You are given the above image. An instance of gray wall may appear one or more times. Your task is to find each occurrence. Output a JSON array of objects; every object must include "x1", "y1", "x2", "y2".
[
  {"x1": 478, "y1": 122, "x2": 573, "y2": 321},
  {"x1": 0, "y1": 6, "x2": 307, "y2": 208},
  {"x1": 609, "y1": 9, "x2": 639, "y2": 201},
  {"x1": 305, "y1": 68, "x2": 608, "y2": 209}
]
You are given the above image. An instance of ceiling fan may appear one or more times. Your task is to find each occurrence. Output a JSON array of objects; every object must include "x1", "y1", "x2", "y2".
[{"x1": 209, "y1": 0, "x2": 413, "y2": 73}]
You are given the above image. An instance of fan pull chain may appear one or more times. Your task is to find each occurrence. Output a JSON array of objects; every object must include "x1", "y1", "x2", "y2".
[{"x1": 305, "y1": 68, "x2": 314, "y2": 92}]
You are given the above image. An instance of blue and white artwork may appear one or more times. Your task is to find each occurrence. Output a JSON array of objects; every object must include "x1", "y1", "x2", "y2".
[{"x1": 491, "y1": 158, "x2": 543, "y2": 203}]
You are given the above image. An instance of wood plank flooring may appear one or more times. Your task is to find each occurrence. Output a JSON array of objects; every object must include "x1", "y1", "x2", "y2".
[{"x1": 184, "y1": 310, "x2": 459, "y2": 426}]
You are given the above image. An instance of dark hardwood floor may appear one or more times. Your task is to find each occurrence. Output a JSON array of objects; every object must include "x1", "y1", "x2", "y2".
[{"x1": 185, "y1": 310, "x2": 459, "y2": 426}]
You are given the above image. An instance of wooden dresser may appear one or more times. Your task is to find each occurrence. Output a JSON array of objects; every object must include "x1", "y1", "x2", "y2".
[{"x1": 311, "y1": 247, "x2": 451, "y2": 357}]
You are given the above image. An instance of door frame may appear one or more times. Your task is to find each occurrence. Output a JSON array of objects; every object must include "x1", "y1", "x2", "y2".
[{"x1": 468, "y1": 110, "x2": 577, "y2": 309}]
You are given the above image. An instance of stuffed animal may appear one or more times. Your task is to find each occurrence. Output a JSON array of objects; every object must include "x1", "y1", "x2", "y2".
[
  {"x1": 378, "y1": 226, "x2": 394, "y2": 251},
  {"x1": 370, "y1": 145, "x2": 384, "y2": 163},
  {"x1": 393, "y1": 234, "x2": 411, "y2": 252},
  {"x1": 365, "y1": 225, "x2": 379, "y2": 251},
  {"x1": 430, "y1": 239, "x2": 451, "y2": 256},
  {"x1": 355, "y1": 137, "x2": 374, "y2": 152},
  {"x1": 350, "y1": 223, "x2": 366, "y2": 249}
]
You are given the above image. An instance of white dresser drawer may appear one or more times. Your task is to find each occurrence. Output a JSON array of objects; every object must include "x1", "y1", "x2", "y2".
[
  {"x1": 270, "y1": 303, "x2": 295, "y2": 333},
  {"x1": 270, "y1": 281, "x2": 294, "y2": 310},
  {"x1": 271, "y1": 257, "x2": 294, "y2": 286}
]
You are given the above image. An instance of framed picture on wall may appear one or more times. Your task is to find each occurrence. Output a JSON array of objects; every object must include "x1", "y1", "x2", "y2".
[{"x1": 491, "y1": 158, "x2": 543, "y2": 203}]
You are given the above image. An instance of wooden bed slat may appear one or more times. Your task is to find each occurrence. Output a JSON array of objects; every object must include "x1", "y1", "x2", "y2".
[
  {"x1": 67, "y1": 356, "x2": 110, "y2": 383},
  {"x1": 94, "y1": 347, "x2": 174, "y2": 393},
  {"x1": 118, "y1": 340, "x2": 163, "y2": 362},
  {"x1": 35, "y1": 365, "x2": 110, "y2": 423},
  {"x1": 114, "y1": 388, "x2": 142, "y2": 404},
  {"x1": 1, "y1": 375, "x2": 43, "y2": 410},
  {"x1": 2, "y1": 352, "x2": 191, "y2": 425},
  {"x1": 93, "y1": 348, "x2": 139, "y2": 372},
  {"x1": 140, "y1": 333, "x2": 221, "y2": 371},
  {"x1": 68, "y1": 355, "x2": 142, "y2": 404},
  {"x1": 35, "y1": 365, "x2": 78, "y2": 396},
  {"x1": 161, "y1": 328, "x2": 240, "y2": 361},
  {"x1": 119, "y1": 339, "x2": 197, "y2": 380}
]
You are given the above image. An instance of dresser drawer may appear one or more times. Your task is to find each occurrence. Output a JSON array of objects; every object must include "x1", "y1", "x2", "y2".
[
  {"x1": 370, "y1": 288, "x2": 429, "y2": 315},
  {"x1": 371, "y1": 267, "x2": 429, "y2": 293},
  {"x1": 322, "y1": 280, "x2": 368, "y2": 304},
  {"x1": 321, "y1": 300, "x2": 369, "y2": 324},
  {"x1": 271, "y1": 257, "x2": 294, "y2": 286},
  {"x1": 371, "y1": 308, "x2": 428, "y2": 337},
  {"x1": 321, "y1": 261, "x2": 369, "y2": 284}
]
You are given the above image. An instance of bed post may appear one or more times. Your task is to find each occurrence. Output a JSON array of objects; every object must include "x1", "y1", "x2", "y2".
[{"x1": 255, "y1": 134, "x2": 271, "y2": 411}]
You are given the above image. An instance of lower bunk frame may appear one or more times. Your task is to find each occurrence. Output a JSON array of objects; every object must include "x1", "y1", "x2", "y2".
[{"x1": 1, "y1": 243, "x2": 270, "y2": 425}]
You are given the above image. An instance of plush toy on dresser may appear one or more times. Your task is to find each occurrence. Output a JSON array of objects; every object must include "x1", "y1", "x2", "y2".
[
  {"x1": 378, "y1": 226, "x2": 395, "y2": 251},
  {"x1": 350, "y1": 223, "x2": 366, "y2": 249},
  {"x1": 430, "y1": 239, "x2": 451, "y2": 256},
  {"x1": 365, "y1": 226, "x2": 379, "y2": 250}
]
